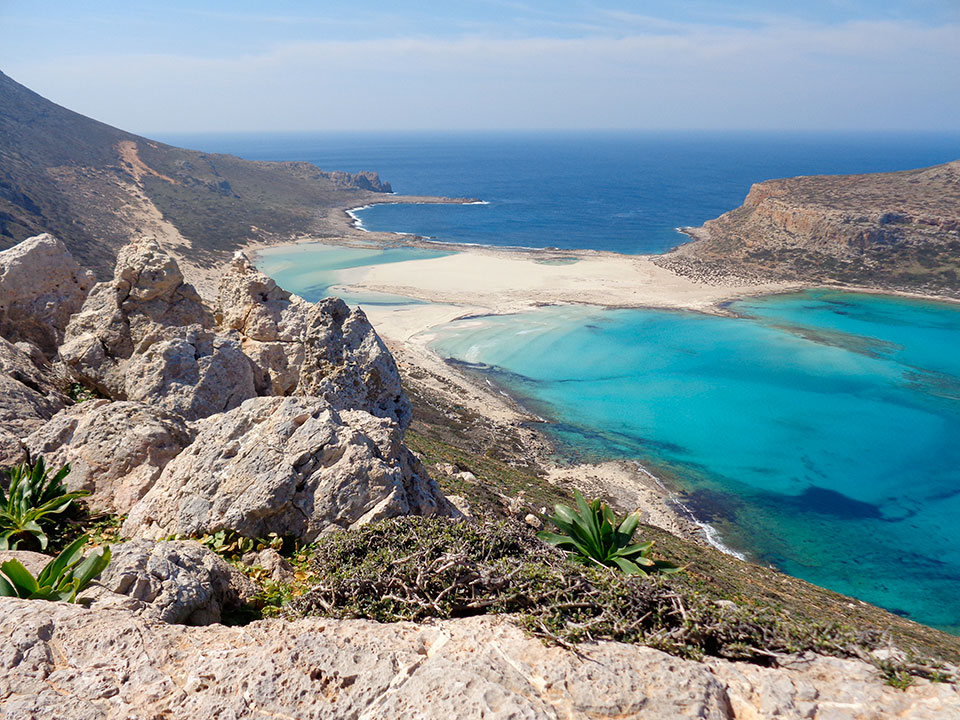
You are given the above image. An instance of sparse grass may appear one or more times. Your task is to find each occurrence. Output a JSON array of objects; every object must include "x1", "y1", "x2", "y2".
[{"x1": 405, "y1": 429, "x2": 572, "y2": 516}]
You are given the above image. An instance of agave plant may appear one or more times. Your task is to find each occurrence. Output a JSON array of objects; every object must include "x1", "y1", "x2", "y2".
[
  {"x1": 0, "y1": 458, "x2": 90, "y2": 550},
  {"x1": 538, "y1": 491, "x2": 680, "y2": 576},
  {"x1": 0, "y1": 533, "x2": 111, "y2": 602}
]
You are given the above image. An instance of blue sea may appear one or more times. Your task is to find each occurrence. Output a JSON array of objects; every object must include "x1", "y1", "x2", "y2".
[{"x1": 162, "y1": 131, "x2": 960, "y2": 632}]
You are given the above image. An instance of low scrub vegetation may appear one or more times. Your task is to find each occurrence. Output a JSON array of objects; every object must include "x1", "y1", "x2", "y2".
[{"x1": 287, "y1": 515, "x2": 947, "y2": 678}]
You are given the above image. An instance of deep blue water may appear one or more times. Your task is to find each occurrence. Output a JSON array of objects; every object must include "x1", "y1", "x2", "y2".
[
  {"x1": 157, "y1": 131, "x2": 960, "y2": 631},
  {"x1": 158, "y1": 131, "x2": 960, "y2": 253}
]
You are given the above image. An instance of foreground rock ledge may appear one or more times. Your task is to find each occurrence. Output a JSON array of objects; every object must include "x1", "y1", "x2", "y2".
[{"x1": 0, "y1": 600, "x2": 955, "y2": 719}]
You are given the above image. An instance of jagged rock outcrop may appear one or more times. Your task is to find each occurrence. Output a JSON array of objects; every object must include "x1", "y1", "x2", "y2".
[
  {"x1": 658, "y1": 159, "x2": 960, "y2": 294},
  {"x1": 59, "y1": 238, "x2": 257, "y2": 420},
  {"x1": 1, "y1": 601, "x2": 956, "y2": 719},
  {"x1": 216, "y1": 253, "x2": 411, "y2": 428},
  {"x1": 0, "y1": 337, "x2": 67, "y2": 466},
  {"x1": 122, "y1": 396, "x2": 452, "y2": 541},
  {"x1": 96, "y1": 540, "x2": 256, "y2": 625},
  {"x1": 23, "y1": 400, "x2": 194, "y2": 513},
  {"x1": 0, "y1": 234, "x2": 95, "y2": 357}
]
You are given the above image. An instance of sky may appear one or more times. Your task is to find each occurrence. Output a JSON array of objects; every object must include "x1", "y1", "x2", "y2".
[{"x1": 1, "y1": 0, "x2": 958, "y2": 133}]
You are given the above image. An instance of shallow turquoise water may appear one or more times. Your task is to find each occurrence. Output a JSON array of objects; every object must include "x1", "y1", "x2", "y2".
[
  {"x1": 255, "y1": 243, "x2": 452, "y2": 306},
  {"x1": 428, "y1": 291, "x2": 960, "y2": 632}
]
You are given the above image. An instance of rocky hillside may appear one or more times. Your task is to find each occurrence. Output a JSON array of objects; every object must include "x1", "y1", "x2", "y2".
[
  {"x1": 0, "y1": 71, "x2": 392, "y2": 277},
  {"x1": 1, "y1": 234, "x2": 959, "y2": 718},
  {"x1": 658, "y1": 160, "x2": 960, "y2": 295}
]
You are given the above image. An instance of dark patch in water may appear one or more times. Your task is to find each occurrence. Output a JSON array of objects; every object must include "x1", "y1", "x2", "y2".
[
  {"x1": 679, "y1": 488, "x2": 743, "y2": 525},
  {"x1": 784, "y1": 486, "x2": 883, "y2": 519}
]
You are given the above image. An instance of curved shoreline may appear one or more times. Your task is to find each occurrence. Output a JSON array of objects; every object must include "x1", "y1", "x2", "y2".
[{"x1": 242, "y1": 225, "x2": 960, "y2": 558}]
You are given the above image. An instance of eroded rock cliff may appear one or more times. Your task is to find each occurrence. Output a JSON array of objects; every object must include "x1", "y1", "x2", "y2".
[{"x1": 658, "y1": 159, "x2": 960, "y2": 295}]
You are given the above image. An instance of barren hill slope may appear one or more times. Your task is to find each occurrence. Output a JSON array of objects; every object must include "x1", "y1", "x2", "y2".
[
  {"x1": 658, "y1": 160, "x2": 960, "y2": 296},
  {"x1": 0, "y1": 71, "x2": 392, "y2": 277}
]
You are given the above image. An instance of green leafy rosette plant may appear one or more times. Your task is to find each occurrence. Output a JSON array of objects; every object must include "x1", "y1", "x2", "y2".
[
  {"x1": 538, "y1": 490, "x2": 681, "y2": 576},
  {"x1": 198, "y1": 529, "x2": 284, "y2": 558},
  {"x1": 0, "y1": 458, "x2": 90, "y2": 550},
  {"x1": 0, "y1": 534, "x2": 111, "y2": 602}
]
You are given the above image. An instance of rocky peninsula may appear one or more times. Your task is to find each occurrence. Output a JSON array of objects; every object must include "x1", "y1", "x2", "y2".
[{"x1": 657, "y1": 160, "x2": 960, "y2": 296}]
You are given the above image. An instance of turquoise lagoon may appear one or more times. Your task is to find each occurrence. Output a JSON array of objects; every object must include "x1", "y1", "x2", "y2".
[
  {"x1": 427, "y1": 291, "x2": 960, "y2": 633},
  {"x1": 255, "y1": 243, "x2": 452, "y2": 306}
]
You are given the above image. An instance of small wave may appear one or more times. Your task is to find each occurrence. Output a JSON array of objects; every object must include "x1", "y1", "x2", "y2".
[
  {"x1": 632, "y1": 462, "x2": 747, "y2": 560},
  {"x1": 346, "y1": 205, "x2": 373, "y2": 232}
]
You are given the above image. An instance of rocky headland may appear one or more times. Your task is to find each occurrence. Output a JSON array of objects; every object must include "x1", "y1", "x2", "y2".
[
  {"x1": 0, "y1": 234, "x2": 959, "y2": 719},
  {"x1": 657, "y1": 160, "x2": 960, "y2": 296}
]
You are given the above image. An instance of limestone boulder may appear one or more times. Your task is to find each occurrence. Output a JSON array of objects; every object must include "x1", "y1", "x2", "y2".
[
  {"x1": 59, "y1": 238, "x2": 256, "y2": 420},
  {"x1": 0, "y1": 550, "x2": 50, "y2": 576},
  {"x1": 1, "y1": 602, "x2": 957, "y2": 719},
  {"x1": 0, "y1": 337, "x2": 68, "y2": 467},
  {"x1": 122, "y1": 396, "x2": 453, "y2": 542},
  {"x1": 216, "y1": 253, "x2": 411, "y2": 428},
  {"x1": 0, "y1": 234, "x2": 95, "y2": 357},
  {"x1": 23, "y1": 400, "x2": 194, "y2": 514},
  {"x1": 97, "y1": 539, "x2": 256, "y2": 625}
]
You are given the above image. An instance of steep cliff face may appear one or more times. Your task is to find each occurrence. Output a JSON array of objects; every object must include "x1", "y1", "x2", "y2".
[
  {"x1": 0, "y1": 71, "x2": 392, "y2": 277},
  {"x1": 658, "y1": 160, "x2": 960, "y2": 295}
]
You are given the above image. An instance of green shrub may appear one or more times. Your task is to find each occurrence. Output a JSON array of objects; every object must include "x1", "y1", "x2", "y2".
[
  {"x1": 538, "y1": 491, "x2": 680, "y2": 575},
  {"x1": 0, "y1": 534, "x2": 111, "y2": 602},
  {"x1": 287, "y1": 517, "x2": 857, "y2": 662},
  {"x1": 0, "y1": 458, "x2": 90, "y2": 550}
]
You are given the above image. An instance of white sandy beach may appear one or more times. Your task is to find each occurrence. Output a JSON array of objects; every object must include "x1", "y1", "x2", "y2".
[{"x1": 334, "y1": 245, "x2": 800, "y2": 343}]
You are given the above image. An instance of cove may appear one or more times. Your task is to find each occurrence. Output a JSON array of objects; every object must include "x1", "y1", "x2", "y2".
[{"x1": 426, "y1": 291, "x2": 960, "y2": 633}]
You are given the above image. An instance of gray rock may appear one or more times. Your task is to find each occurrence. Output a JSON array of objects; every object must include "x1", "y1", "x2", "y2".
[
  {"x1": 216, "y1": 253, "x2": 412, "y2": 428},
  {"x1": 97, "y1": 539, "x2": 255, "y2": 625},
  {"x1": 0, "y1": 337, "x2": 67, "y2": 466},
  {"x1": 0, "y1": 550, "x2": 50, "y2": 576},
  {"x1": 0, "y1": 234, "x2": 95, "y2": 357},
  {"x1": 59, "y1": 238, "x2": 257, "y2": 420},
  {"x1": 0, "y1": 602, "x2": 956, "y2": 719},
  {"x1": 241, "y1": 548, "x2": 295, "y2": 583},
  {"x1": 122, "y1": 395, "x2": 453, "y2": 542},
  {"x1": 23, "y1": 400, "x2": 194, "y2": 514}
]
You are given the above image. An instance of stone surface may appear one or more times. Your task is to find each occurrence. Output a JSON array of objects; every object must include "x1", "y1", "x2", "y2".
[
  {"x1": 0, "y1": 234, "x2": 95, "y2": 357},
  {"x1": 217, "y1": 253, "x2": 412, "y2": 428},
  {"x1": 122, "y1": 396, "x2": 453, "y2": 542},
  {"x1": 0, "y1": 601, "x2": 956, "y2": 719},
  {"x1": 241, "y1": 548, "x2": 295, "y2": 583},
  {"x1": 96, "y1": 539, "x2": 256, "y2": 625},
  {"x1": 0, "y1": 550, "x2": 49, "y2": 576},
  {"x1": 0, "y1": 337, "x2": 67, "y2": 466},
  {"x1": 59, "y1": 238, "x2": 257, "y2": 420},
  {"x1": 23, "y1": 400, "x2": 194, "y2": 513}
]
